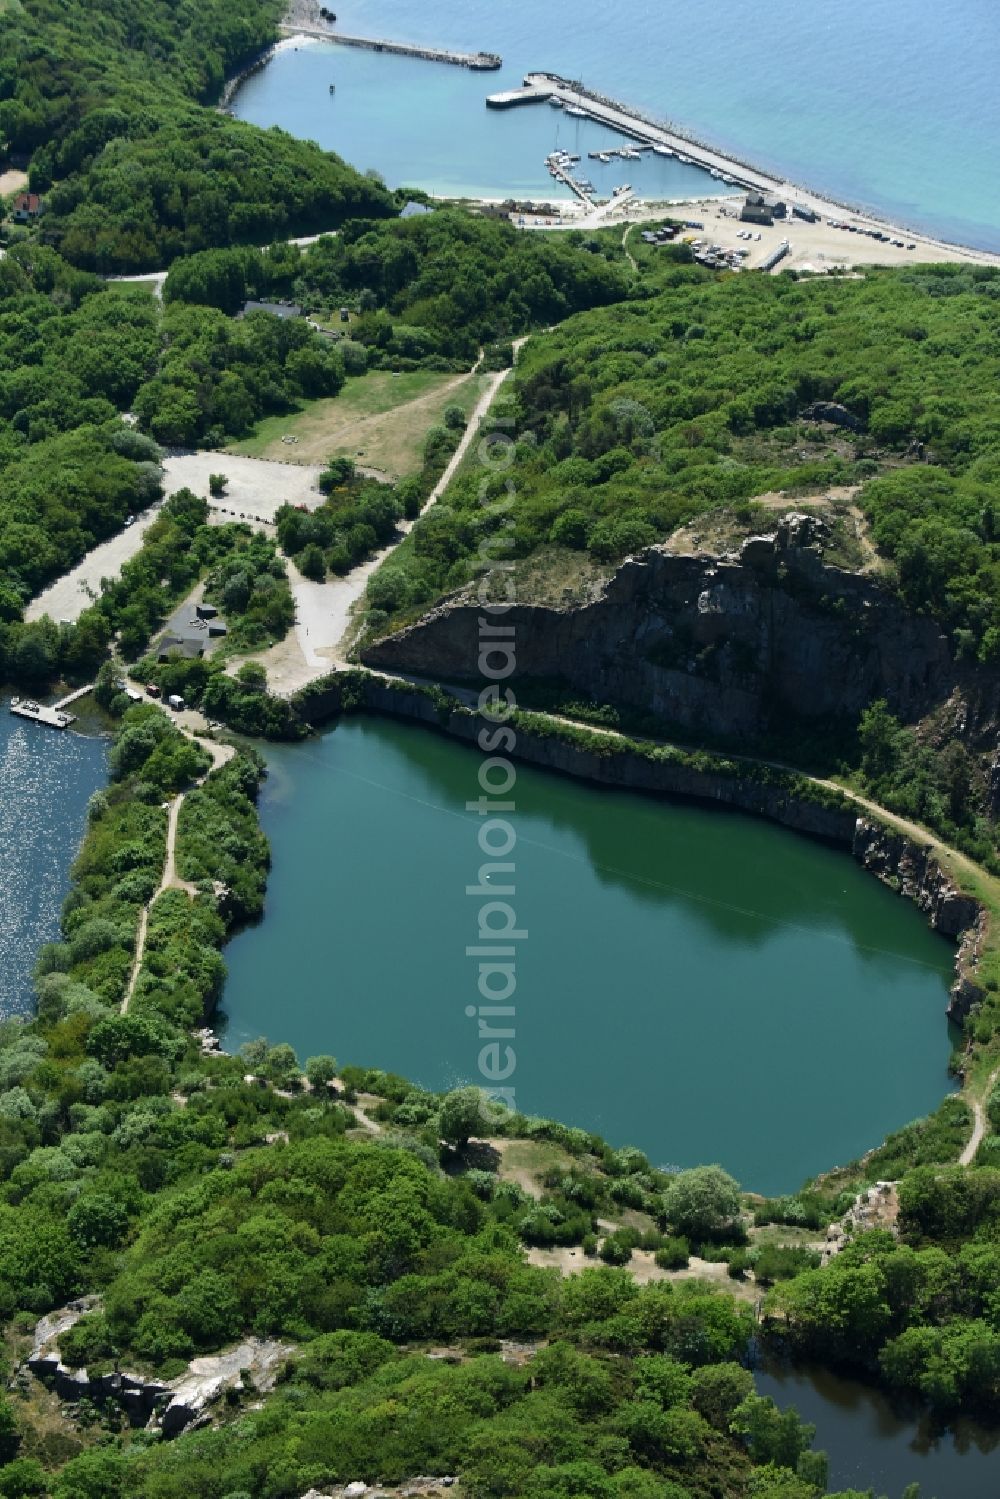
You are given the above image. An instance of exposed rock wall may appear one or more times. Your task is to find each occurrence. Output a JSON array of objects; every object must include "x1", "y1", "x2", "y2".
[
  {"x1": 300, "y1": 676, "x2": 859, "y2": 841},
  {"x1": 26, "y1": 1303, "x2": 292, "y2": 1437},
  {"x1": 362, "y1": 521, "x2": 961, "y2": 741},
  {"x1": 299, "y1": 676, "x2": 988, "y2": 1028},
  {"x1": 851, "y1": 819, "x2": 986, "y2": 1019}
]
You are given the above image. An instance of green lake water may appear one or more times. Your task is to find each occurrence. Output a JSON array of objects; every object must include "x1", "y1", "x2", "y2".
[
  {"x1": 221, "y1": 716, "x2": 957, "y2": 1194},
  {"x1": 758, "y1": 1359, "x2": 1000, "y2": 1498}
]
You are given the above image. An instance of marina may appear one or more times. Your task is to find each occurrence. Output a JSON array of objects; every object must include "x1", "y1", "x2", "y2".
[{"x1": 545, "y1": 150, "x2": 596, "y2": 207}]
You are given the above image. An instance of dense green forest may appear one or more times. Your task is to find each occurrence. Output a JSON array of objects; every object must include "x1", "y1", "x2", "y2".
[
  {"x1": 162, "y1": 215, "x2": 632, "y2": 368},
  {"x1": 369, "y1": 263, "x2": 1000, "y2": 654},
  {"x1": 132, "y1": 300, "x2": 348, "y2": 447},
  {"x1": 0, "y1": 710, "x2": 972, "y2": 1499},
  {"x1": 6, "y1": 1, "x2": 1000, "y2": 1491},
  {"x1": 1, "y1": 0, "x2": 393, "y2": 270}
]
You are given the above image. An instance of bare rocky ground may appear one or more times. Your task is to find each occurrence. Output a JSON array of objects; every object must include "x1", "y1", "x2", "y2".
[{"x1": 25, "y1": 1303, "x2": 292, "y2": 1436}]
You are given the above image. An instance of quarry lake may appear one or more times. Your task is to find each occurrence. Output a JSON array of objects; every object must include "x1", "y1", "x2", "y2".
[{"x1": 221, "y1": 716, "x2": 958, "y2": 1194}]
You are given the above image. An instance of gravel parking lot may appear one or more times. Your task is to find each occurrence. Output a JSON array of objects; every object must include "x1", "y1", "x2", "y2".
[
  {"x1": 162, "y1": 451, "x2": 326, "y2": 524},
  {"x1": 27, "y1": 453, "x2": 328, "y2": 624}
]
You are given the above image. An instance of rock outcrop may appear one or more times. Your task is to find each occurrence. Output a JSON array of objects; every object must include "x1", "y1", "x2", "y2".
[
  {"x1": 852, "y1": 818, "x2": 987, "y2": 1018},
  {"x1": 26, "y1": 1306, "x2": 292, "y2": 1437},
  {"x1": 363, "y1": 523, "x2": 959, "y2": 742}
]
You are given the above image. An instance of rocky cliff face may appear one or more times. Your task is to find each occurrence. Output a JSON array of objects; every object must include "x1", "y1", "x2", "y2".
[
  {"x1": 363, "y1": 515, "x2": 958, "y2": 741},
  {"x1": 851, "y1": 819, "x2": 986, "y2": 1019}
]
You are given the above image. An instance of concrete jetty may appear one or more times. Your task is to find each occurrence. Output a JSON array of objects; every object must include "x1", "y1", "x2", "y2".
[
  {"x1": 9, "y1": 698, "x2": 76, "y2": 730},
  {"x1": 505, "y1": 74, "x2": 756, "y2": 191},
  {"x1": 279, "y1": 23, "x2": 501, "y2": 69},
  {"x1": 546, "y1": 158, "x2": 595, "y2": 208}
]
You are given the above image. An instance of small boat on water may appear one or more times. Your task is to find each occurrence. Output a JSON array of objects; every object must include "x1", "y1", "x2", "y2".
[
  {"x1": 548, "y1": 97, "x2": 564, "y2": 108},
  {"x1": 565, "y1": 105, "x2": 588, "y2": 117},
  {"x1": 652, "y1": 144, "x2": 674, "y2": 157}
]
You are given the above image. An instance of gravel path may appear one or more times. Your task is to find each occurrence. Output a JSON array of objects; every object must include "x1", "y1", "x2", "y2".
[
  {"x1": 26, "y1": 506, "x2": 167, "y2": 624},
  {"x1": 960, "y1": 1066, "x2": 1000, "y2": 1166}
]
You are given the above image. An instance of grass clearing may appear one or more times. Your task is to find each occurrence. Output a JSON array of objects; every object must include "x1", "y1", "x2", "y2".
[
  {"x1": 748, "y1": 1224, "x2": 824, "y2": 1249},
  {"x1": 227, "y1": 369, "x2": 485, "y2": 478},
  {"x1": 488, "y1": 1138, "x2": 580, "y2": 1199}
]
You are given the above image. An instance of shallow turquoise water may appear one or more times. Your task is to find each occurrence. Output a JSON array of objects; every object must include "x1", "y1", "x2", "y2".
[
  {"x1": 0, "y1": 705, "x2": 107, "y2": 1019},
  {"x1": 221, "y1": 717, "x2": 957, "y2": 1195},
  {"x1": 233, "y1": 0, "x2": 1000, "y2": 248}
]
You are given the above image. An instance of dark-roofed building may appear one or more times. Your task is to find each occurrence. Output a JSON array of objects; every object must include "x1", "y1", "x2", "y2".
[
  {"x1": 157, "y1": 634, "x2": 205, "y2": 662},
  {"x1": 240, "y1": 300, "x2": 303, "y2": 320},
  {"x1": 741, "y1": 191, "x2": 786, "y2": 226}
]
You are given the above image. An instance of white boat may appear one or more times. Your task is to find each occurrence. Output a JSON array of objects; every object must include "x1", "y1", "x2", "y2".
[
  {"x1": 548, "y1": 98, "x2": 564, "y2": 109},
  {"x1": 565, "y1": 105, "x2": 588, "y2": 117},
  {"x1": 652, "y1": 144, "x2": 674, "y2": 157}
]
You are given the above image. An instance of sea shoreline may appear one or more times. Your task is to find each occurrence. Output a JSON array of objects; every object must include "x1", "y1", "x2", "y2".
[{"x1": 249, "y1": 7, "x2": 1000, "y2": 265}]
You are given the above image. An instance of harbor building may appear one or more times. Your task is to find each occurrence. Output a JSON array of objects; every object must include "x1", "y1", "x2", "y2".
[{"x1": 741, "y1": 192, "x2": 787, "y2": 226}]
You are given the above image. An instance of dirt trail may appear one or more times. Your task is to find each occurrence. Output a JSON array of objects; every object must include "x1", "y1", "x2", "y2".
[
  {"x1": 121, "y1": 789, "x2": 203, "y2": 1014},
  {"x1": 960, "y1": 1065, "x2": 1000, "y2": 1166},
  {"x1": 622, "y1": 223, "x2": 638, "y2": 272}
]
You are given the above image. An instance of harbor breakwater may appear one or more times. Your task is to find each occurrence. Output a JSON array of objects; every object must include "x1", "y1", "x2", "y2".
[{"x1": 277, "y1": 21, "x2": 500, "y2": 69}]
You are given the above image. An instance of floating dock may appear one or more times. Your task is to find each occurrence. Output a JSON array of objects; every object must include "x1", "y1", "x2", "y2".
[
  {"x1": 9, "y1": 698, "x2": 76, "y2": 730},
  {"x1": 279, "y1": 24, "x2": 501, "y2": 69},
  {"x1": 490, "y1": 73, "x2": 768, "y2": 196}
]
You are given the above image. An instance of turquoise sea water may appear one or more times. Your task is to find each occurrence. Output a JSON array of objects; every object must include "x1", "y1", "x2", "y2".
[
  {"x1": 221, "y1": 718, "x2": 956, "y2": 1196},
  {"x1": 233, "y1": 0, "x2": 1000, "y2": 249},
  {"x1": 0, "y1": 706, "x2": 107, "y2": 1020}
]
